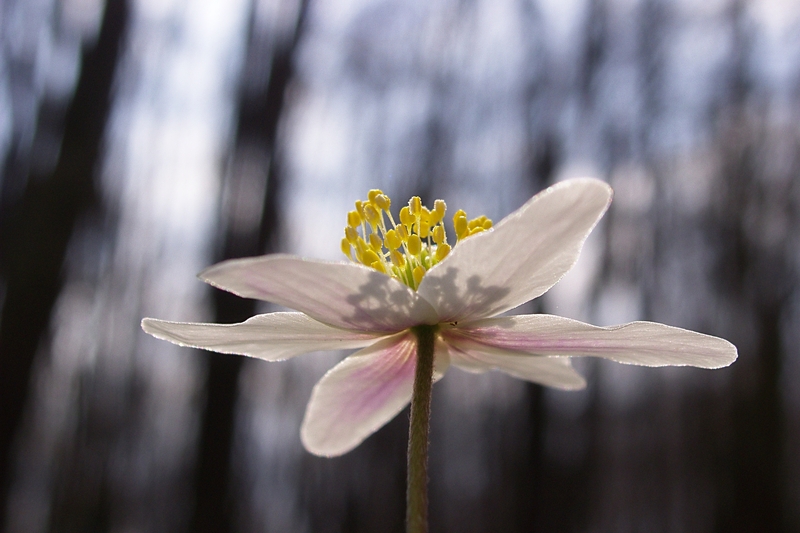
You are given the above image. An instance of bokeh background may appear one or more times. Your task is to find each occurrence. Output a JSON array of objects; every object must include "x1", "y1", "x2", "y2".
[{"x1": 1, "y1": 0, "x2": 799, "y2": 531}]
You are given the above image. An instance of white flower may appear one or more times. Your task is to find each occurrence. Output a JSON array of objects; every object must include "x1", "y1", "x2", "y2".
[{"x1": 142, "y1": 178, "x2": 737, "y2": 457}]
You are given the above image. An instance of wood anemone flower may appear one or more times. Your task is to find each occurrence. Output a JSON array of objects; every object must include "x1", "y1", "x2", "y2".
[{"x1": 142, "y1": 178, "x2": 737, "y2": 457}]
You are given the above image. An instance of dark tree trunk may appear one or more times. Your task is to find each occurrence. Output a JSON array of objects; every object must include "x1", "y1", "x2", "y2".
[
  {"x1": 188, "y1": 1, "x2": 308, "y2": 531},
  {"x1": 0, "y1": 1, "x2": 129, "y2": 527}
]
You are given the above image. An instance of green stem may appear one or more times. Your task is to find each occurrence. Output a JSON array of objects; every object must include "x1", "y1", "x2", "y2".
[{"x1": 407, "y1": 325, "x2": 436, "y2": 533}]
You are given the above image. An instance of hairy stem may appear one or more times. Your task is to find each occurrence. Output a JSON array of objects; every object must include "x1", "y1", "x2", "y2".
[{"x1": 407, "y1": 325, "x2": 436, "y2": 533}]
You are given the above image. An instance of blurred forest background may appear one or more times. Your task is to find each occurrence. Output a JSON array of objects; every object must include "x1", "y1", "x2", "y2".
[{"x1": 1, "y1": 0, "x2": 799, "y2": 531}]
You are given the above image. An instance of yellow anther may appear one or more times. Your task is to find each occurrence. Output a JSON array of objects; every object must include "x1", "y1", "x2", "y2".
[
  {"x1": 396, "y1": 224, "x2": 409, "y2": 241},
  {"x1": 399, "y1": 206, "x2": 413, "y2": 227},
  {"x1": 467, "y1": 215, "x2": 492, "y2": 231},
  {"x1": 374, "y1": 194, "x2": 391, "y2": 211},
  {"x1": 343, "y1": 190, "x2": 488, "y2": 289},
  {"x1": 419, "y1": 208, "x2": 432, "y2": 236},
  {"x1": 454, "y1": 210, "x2": 468, "y2": 240},
  {"x1": 362, "y1": 249, "x2": 380, "y2": 265},
  {"x1": 390, "y1": 249, "x2": 405, "y2": 267},
  {"x1": 431, "y1": 199, "x2": 446, "y2": 224},
  {"x1": 385, "y1": 229, "x2": 402, "y2": 250},
  {"x1": 435, "y1": 242, "x2": 451, "y2": 261},
  {"x1": 409, "y1": 196, "x2": 422, "y2": 216},
  {"x1": 363, "y1": 204, "x2": 381, "y2": 226},
  {"x1": 420, "y1": 206, "x2": 431, "y2": 223},
  {"x1": 345, "y1": 226, "x2": 359, "y2": 244},
  {"x1": 413, "y1": 265, "x2": 425, "y2": 286},
  {"x1": 369, "y1": 233, "x2": 383, "y2": 251},
  {"x1": 432, "y1": 225, "x2": 445, "y2": 245},
  {"x1": 407, "y1": 234, "x2": 422, "y2": 255},
  {"x1": 347, "y1": 210, "x2": 362, "y2": 228},
  {"x1": 418, "y1": 221, "x2": 430, "y2": 239},
  {"x1": 371, "y1": 260, "x2": 388, "y2": 274},
  {"x1": 355, "y1": 236, "x2": 368, "y2": 257}
]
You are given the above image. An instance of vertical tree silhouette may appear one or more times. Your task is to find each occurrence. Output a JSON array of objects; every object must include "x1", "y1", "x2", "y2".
[
  {"x1": 189, "y1": 1, "x2": 308, "y2": 531},
  {"x1": 707, "y1": 2, "x2": 792, "y2": 531},
  {"x1": 0, "y1": 1, "x2": 128, "y2": 527},
  {"x1": 711, "y1": 108, "x2": 790, "y2": 533}
]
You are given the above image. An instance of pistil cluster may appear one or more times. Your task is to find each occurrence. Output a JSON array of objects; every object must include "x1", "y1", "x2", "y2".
[{"x1": 341, "y1": 189, "x2": 493, "y2": 289}]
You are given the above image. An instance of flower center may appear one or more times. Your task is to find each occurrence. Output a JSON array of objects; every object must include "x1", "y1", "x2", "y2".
[{"x1": 341, "y1": 189, "x2": 492, "y2": 289}]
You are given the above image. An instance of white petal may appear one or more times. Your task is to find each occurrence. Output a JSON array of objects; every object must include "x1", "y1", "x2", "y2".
[
  {"x1": 300, "y1": 332, "x2": 417, "y2": 456},
  {"x1": 141, "y1": 313, "x2": 382, "y2": 361},
  {"x1": 442, "y1": 332, "x2": 587, "y2": 390},
  {"x1": 432, "y1": 336, "x2": 451, "y2": 381},
  {"x1": 301, "y1": 331, "x2": 450, "y2": 456},
  {"x1": 200, "y1": 254, "x2": 439, "y2": 332},
  {"x1": 450, "y1": 314, "x2": 738, "y2": 368},
  {"x1": 418, "y1": 178, "x2": 612, "y2": 322}
]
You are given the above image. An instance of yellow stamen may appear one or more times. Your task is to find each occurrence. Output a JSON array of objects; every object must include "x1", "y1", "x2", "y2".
[
  {"x1": 371, "y1": 260, "x2": 388, "y2": 274},
  {"x1": 399, "y1": 206, "x2": 413, "y2": 227},
  {"x1": 364, "y1": 204, "x2": 381, "y2": 227},
  {"x1": 374, "y1": 194, "x2": 391, "y2": 211},
  {"x1": 347, "y1": 210, "x2": 361, "y2": 228},
  {"x1": 432, "y1": 199, "x2": 446, "y2": 224},
  {"x1": 419, "y1": 207, "x2": 432, "y2": 238},
  {"x1": 369, "y1": 233, "x2": 383, "y2": 252},
  {"x1": 396, "y1": 225, "x2": 409, "y2": 241},
  {"x1": 454, "y1": 210, "x2": 468, "y2": 240},
  {"x1": 385, "y1": 229, "x2": 402, "y2": 250},
  {"x1": 435, "y1": 243, "x2": 451, "y2": 261},
  {"x1": 432, "y1": 225, "x2": 445, "y2": 245},
  {"x1": 354, "y1": 237, "x2": 368, "y2": 260},
  {"x1": 407, "y1": 234, "x2": 422, "y2": 256},
  {"x1": 413, "y1": 265, "x2": 425, "y2": 287},
  {"x1": 390, "y1": 249, "x2": 405, "y2": 267},
  {"x1": 409, "y1": 196, "x2": 422, "y2": 216},
  {"x1": 341, "y1": 191, "x2": 491, "y2": 289},
  {"x1": 345, "y1": 226, "x2": 359, "y2": 244},
  {"x1": 362, "y1": 249, "x2": 380, "y2": 265}
]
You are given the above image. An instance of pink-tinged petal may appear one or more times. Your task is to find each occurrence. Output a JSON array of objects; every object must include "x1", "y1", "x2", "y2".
[
  {"x1": 141, "y1": 313, "x2": 382, "y2": 361},
  {"x1": 418, "y1": 178, "x2": 612, "y2": 322},
  {"x1": 200, "y1": 254, "x2": 439, "y2": 333},
  {"x1": 301, "y1": 331, "x2": 450, "y2": 456},
  {"x1": 442, "y1": 332, "x2": 587, "y2": 390},
  {"x1": 450, "y1": 315, "x2": 738, "y2": 368},
  {"x1": 301, "y1": 333, "x2": 416, "y2": 456}
]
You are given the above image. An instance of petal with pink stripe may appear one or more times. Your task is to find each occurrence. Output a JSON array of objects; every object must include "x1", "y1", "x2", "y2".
[
  {"x1": 442, "y1": 331, "x2": 587, "y2": 390},
  {"x1": 301, "y1": 332, "x2": 418, "y2": 456},
  {"x1": 301, "y1": 330, "x2": 451, "y2": 456},
  {"x1": 449, "y1": 314, "x2": 738, "y2": 368}
]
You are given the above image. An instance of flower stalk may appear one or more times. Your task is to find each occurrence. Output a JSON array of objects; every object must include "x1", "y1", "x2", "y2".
[{"x1": 406, "y1": 325, "x2": 436, "y2": 533}]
